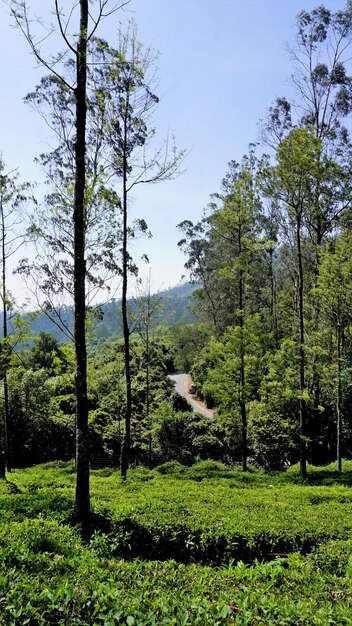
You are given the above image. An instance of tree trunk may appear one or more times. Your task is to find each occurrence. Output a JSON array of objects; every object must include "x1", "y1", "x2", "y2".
[
  {"x1": 1, "y1": 202, "x2": 8, "y2": 477},
  {"x1": 0, "y1": 199, "x2": 8, "y2": 478},
  {"x1": 269, "y1": 246, "x2": 278, "y2": 349},
  {"x1": 336, "y1": 324, "x2": 342, "y2": 472},
  {"x1": 146, "y1": 325, "x2": 152, "y2": 469},
  {"x1": 238, "y1": 232, "x2": 247, "y2": 472},
  {"x1": 296, "y1": 219, "x2": 307, "y2": 477},
  {"x1": 120, "y1": 99, "x2": 131, "y2": 480},
  {"x1": 310, "y1": 235, "x2": 322, "y2": 464},
  {"x1": 74, "y1": 0, "x2": 90, "y2": 537}
]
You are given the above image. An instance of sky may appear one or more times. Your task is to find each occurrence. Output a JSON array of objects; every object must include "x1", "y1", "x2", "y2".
[{"x1": 0, "y1": 0, "x2": 348, "y2": 304}]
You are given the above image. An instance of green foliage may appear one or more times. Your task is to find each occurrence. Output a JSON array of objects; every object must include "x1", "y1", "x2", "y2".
[
  {"x1": 153, "y1": 407, "x2": 226, "y2": 465},
  {"x1": 195, "y1": 315, "x2": 268, "y2": 440},
  {"x1": 154, "y1": 460, "x2": 186, "y2": 474},
  {"x1": 185, "y1": 459, "x2": 228, "y2": 478},
  {"x1": 0, "y1": 463, "x2": 351, "y2": 623},
  {"x1": 248, "y1": 339, "x2": 300, "y2": 469},
  {"x1": 29, "y1": 330, "x2": 69, "y2": 375},
  {"x1": 7, "y1": 368, "x2": 73, "y2": 466},
  {"x1": 169, "y1": 322, "x2": 211, "y2": 372}
]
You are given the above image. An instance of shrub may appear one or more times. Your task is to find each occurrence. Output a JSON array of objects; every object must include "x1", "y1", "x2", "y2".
[{"x1": 155, "y1": 460, "x2": 186, "y2": 475}]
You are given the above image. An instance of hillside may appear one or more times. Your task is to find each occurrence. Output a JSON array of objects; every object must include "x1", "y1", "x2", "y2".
[
  {"x1": 93, "y1": 282, "x2": 198, "y2": 341},
  {"x1": 4, "y1": 283, "x2": 198, "y2": 344}
]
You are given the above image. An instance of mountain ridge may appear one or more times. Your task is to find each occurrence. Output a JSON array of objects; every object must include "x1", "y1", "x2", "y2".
[{"x1": 4, "y1": 282, "x2": 198, "y2": 344}]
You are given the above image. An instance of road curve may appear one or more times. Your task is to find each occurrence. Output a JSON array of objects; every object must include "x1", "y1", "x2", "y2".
[{"x1": 168, "y1": 373, "x2": 214, "y2": 418}]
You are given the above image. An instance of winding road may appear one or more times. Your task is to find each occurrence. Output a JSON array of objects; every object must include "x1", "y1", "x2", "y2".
[{"x1": 168, "y1": 373, "x2": 214, "y2": 418}]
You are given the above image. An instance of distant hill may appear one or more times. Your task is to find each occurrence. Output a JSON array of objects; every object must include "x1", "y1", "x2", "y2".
[
  {"x1": 93, "y1": 282, "x2": 198, "y2": 341},
  {"x1": 3, "y1": 283, "x2": 198, "y2": 344}
]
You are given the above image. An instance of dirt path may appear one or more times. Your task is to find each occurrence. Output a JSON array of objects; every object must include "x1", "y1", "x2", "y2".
[{"x1": 168, "y1": 373, "x2": 215, "y2": 418}]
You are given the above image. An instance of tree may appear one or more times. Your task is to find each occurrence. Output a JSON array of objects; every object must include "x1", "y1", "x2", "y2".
[
  {"x1": 249, "y1": 339, "x2": 299, "y2": 470},
  {"x1": 22, "y1": 41, "x2": 122, "y2": 326},
  {"x1": 177, "y1": 219, "x2": 221, "y2": 330},
  {"x1": 30, "y1": 330, "x2": 67, "y2": 375},
  {"x1": 261, "y1": 4, "x2": 352, "y2": 465},
  {"x1": 207, "y1": 163, "x2": 263, "y2": 470},
  {"x1": 262, "y1": 4, "x2": 352, "y2": 149},
  {"x1": 129, "y1": 277, "x2": 170, "y2": 468},
  {"x1": 264, "y1": 128, "x2": 325, "y2": 476},
  {"x1": 169, "y1": 323, "x2": 211, "y2": 373},
  {"x1": 93, "y1": 25, "x2": 185, "y2": 478},
  {"x1": 0, "y1": 161, "x2": 31, "y2": 474},
  {"x1": 317, "y1": 233, "x2": 352, "y2": 471},
  {"x1": 10, "y1": 0, "x2": 129, "y2": 536},
  {"x1": 201, "y1": 315, "x2": 267, "y2": 467}
]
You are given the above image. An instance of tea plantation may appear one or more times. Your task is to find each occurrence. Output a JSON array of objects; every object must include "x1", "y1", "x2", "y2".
[{"x1": 1, "y1": 460, "x2": 352, "y2": 624}]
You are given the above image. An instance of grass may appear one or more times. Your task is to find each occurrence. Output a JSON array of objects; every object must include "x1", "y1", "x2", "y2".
[{"x1": 1, "y1": 460, "x2": 352, "y2": 623}]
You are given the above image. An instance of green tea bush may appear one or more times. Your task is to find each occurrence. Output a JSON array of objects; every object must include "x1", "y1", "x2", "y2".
[
  {"x1": 86, "y1": 470, "x2": 352, "y2": 565},
  {"x1": 155, "y1": 460, "x2": 186, "y2": 474},
  {"x1": 1, "y1": 463, "x2": 352, "y2": 624},
  {"x1": 185, "y1": 459, "x2": 227, "y2": 478},
  {"x1": 1, "y1": 531, "x2": 352, "y2": 624}
]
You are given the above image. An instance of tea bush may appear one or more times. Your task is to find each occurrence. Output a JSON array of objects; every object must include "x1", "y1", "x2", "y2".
[{"x1": 0, "y1": 462, "x2": 352, "y2": 624}]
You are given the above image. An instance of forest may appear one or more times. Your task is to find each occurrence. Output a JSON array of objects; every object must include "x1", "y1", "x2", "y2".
[{"x1": 1, "y1": 1, "x2": 352, "y2": 624}]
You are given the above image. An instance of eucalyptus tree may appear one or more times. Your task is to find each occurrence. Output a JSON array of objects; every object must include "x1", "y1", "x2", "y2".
[
  {"x1": 9, "y1": 0, "x2": 129, "y2": 535},
  {"x1": 21, "y1": 46, "x2": 123, "y2": 334},
  {"x1": 91, "y1": 25, "x2": 185, "y2": 478},
  {"x1": 207, "y1": 161, "x2": 264, "y2": 471},
  {"x1": 0, "y1": 161, "x2": 31, "y2": 475},
  {"x1": 262, "y1": 3, "x2": 352, "y2": 262},
  {"x1": 177, "y1": 218, "x2": 221, "y2": 330},
  {"x1": 179, "y1": 153, "x2": 272, "y2": 337},
  {"x1": 261, "y1": 5, "x2": 352, "y2": 454},
  {"x1": 317, "y1": 233, "x2": 352, "y2": 471},
  {"x1": 129, "y1": 277, "x2": 165, "y2": 468},
  {"x1": 264, "y1": 128, "x2": 325, "y2": 476},
  {"x1": 201, "y1": 314, "x2": 266, "y2": 470},
  {"x1": 263, "y1": 4, "x2": 352, "y2": 147},
  {"x1": 262, "y1": 122, "x2": 351, "y2": 473}
]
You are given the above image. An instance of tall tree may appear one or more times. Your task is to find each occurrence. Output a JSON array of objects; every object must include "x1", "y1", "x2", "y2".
[
  {"x1": 10, "y1": 0, "x2": 129, "y2": 536},
  {"x1": 177, "y1": 219, "x2": 221, "y2": 331},
  {"x1": 0, "y1": 161, "x2": 30, "y2": 474},
  {"x1": 130, "y1": 277, "x2": 164, "y2": 468},
  {"x1": 206, "y1": 162, "x2": 263, "y2": 471},
  {"x1": 262, "y1": 3, "x2": 352, "y2": 274},
  {"x1": 265, "y1": 128, "x2": 325, "y2": 476},
  {"x1": 92, "y1": 25, "x2": 185, "y2": 478},
  {"x1": 262, "y1": 4, "x2": 352, "y2": 456},
  {"x1": 262, "y1": 3, "x2": 352, "y2": 149},
  {"x1": 317, "y1": 233, "x2": 352, "y2": 471}
]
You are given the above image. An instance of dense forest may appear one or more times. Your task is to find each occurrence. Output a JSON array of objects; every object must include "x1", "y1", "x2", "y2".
[{"x1": 176, "y1": 4, "x2": 352, "y2": 476}]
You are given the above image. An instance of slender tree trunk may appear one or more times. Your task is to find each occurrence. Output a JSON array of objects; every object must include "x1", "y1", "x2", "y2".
[
  {"x1": 310, "y1": 235, "x2": 322, "y2": 463},
  {"x1": 74, "y1": 0, "x2": 90, "y2": 537},
  {"x1": 146, "y1": 325, "x2": 152, "y2": 469},
  {"x1": 0, "y1": 203, "x2": 7, "y2": 478},
  {"x1": 239, "y1": 341, "x2": 247, "y2": 472},
  {"x1": 269, "y1": 246, "x2": 278, "y2": 349},
  {"x1": 120, "y1": 100, "x2": 131, "y2": 480},
  {"x1": 238, "y1": 225, "x2": 247, "y2": 472},
  {"x1": 296, "y1": 219, "x2": 307, "y2": 477},
  {"x1": 336, "y1": 324, "x2": 342, "y2": 472}
]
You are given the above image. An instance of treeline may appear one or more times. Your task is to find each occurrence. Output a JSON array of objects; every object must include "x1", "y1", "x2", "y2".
[
  {"x1": 176, "y1": 5, "x2": 352, "y2": 474},
  {"x1": 0, "y1": 283, "x2": 196, "y2": 344},
  {"x1": 3, "y1": 327, "x2": 230, "y2": 469},
  {"x1": 3, "y1": 3, "x2": 352, "y2": 488}
]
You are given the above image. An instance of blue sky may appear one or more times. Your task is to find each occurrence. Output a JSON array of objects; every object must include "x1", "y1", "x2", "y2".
[{"x1": 0, "y1": 0, "x2": 347, "y2": 302}]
